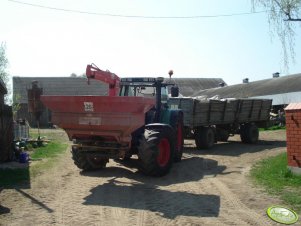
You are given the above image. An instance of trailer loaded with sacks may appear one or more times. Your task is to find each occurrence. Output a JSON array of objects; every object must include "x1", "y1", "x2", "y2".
[{"x1": 168, "y1": 97, "x2": 272, "y2": 149}]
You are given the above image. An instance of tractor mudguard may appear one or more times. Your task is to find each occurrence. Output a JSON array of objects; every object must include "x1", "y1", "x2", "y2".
[
  {"x1": 169, "y1": 110, "x2": 184, "y2": 128},
  {"x1": 145, "y1": 123, "x2": 173, "y2": 132},
  {"x1": 160, "y1": 108, "x2": 183, "y2": 128}
]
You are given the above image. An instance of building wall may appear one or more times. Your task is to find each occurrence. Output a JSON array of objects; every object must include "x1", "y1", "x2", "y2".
[
  {"x1": 253, "y1": 91, "x2": 301, "y2": 106},
  {"x1": 285, "y1": 103, "x2": 301, "y2": 175}
]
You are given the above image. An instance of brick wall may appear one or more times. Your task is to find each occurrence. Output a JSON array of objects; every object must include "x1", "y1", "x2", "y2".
[{"x1": 285, "y1": 103, "x2": 301, "y2": 174}]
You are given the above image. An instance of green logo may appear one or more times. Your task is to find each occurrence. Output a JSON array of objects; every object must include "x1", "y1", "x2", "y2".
[{"x1": 267, "y1": 206, "x2": 299, "y2": 224}]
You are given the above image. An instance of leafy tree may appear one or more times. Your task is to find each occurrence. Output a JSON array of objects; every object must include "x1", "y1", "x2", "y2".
[
  {"x1": 70, "y1": 73, "x2": 77, "y2": 77},
  {"x1": 70, "y1": 72, "x2": 86, "y2": 78},
  {"x1": 0, "y1": 43, "x2": 9, "y2": 87},
  {"x1": 0, "y1": 42, "x2": 10, "y2": 103},
  {"x1": 252, "y1": 0, "x2": 301, "y2": 70}
]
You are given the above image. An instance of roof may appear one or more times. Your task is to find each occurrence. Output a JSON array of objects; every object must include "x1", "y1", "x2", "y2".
[
  {"x1": 0, "y1": 77, "x2": 7, "y2": 95},
  {"x1": 192, "y1": 73, "x2": 301, "y2": 99},
  {"x1": 13, "y1": 76, "x2": 225, "y2": 103},
  {"x1": 171, "y1": 78, "x2": 226, "y2": 97},
  {"x1": 13, "y1": 77, "x2": 108, "y2": 104},
  {"x1": 285, "y1": 103, "x2": 301, "y2": 111}
]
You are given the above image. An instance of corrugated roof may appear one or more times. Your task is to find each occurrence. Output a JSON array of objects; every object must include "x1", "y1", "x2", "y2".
[
  {"x1": 13, "y1": 77, "x2": 108, "y2": 103},
  {"x1": 192, "y1": 73, "x2": 301, "y2": 99},
  {"x1": 171, "y1": 78, "x2": 226, "y2": 97}
]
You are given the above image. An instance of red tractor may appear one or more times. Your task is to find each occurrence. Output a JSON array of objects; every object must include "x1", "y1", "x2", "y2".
[{"x1": 41, "y1": 64, "x2": 183, "y2": 176}]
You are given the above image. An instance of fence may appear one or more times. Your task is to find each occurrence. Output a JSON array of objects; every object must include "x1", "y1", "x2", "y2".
[{"x1": 14, "y1": 120, "x2": 30, "y2": 140}]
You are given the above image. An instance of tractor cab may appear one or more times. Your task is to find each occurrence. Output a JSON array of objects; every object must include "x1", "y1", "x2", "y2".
[
  {"x1": 120, "y1": 77, "x2": 179, "y2": 103},
  {"x1": 119, "y1": 77, "x2": 174, "y2": 99},
  {"x1": 119, "y1": 77, "x2": 179, "y2": 124}
]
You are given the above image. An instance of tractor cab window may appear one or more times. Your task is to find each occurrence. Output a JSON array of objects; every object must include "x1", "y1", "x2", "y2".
[
  {"x1": 161, "y1": 87, "x2": 168, "y2": 103},
  {"x1": 120, "y1": 85, "x2": 155, "y2": 97},
  {"x1": 120, "y1": 84, "x2": 168, "y2": 103}
]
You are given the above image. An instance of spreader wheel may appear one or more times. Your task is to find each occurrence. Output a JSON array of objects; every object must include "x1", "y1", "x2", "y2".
[{"x1": 71, "y1": 147, "x2": 108, "y2": 171}]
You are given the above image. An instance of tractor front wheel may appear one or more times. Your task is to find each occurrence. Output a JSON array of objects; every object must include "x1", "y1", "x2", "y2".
[{"x1": 138, "y1": 127, "x2": 175, "y2": 176}]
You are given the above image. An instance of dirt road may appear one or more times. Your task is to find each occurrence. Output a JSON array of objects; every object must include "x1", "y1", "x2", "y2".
[{"x1": 0, "y1": 130, "x2": 288, "y2": 225}]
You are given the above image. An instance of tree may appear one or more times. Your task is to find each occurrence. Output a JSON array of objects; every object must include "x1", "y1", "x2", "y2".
[
  {"x1": 252, "y1": 0, "x2": 301, "y2": 70},
  {"x1": 0, "y1": 43, "x2": 9, "y2": 87},
  {"x1": 70, "y1": 73, "x2": 77, "y2": 77},
  {"x1": 0, "y1": 42, "x2": 10, "y2": 104},
  {"x1": 70, "y1": 72, "x2": 86, "y2": 78}
]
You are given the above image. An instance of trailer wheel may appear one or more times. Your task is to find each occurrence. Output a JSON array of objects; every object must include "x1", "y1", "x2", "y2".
[
  {"x1": 138, "y1": 127, "x2": 175, "y2": 176},
  {"x1": 216, "y1": 128, "x2": 230, "y2": 142},
  {"x1": 184, "y1": 127, "x2": 193, "y2": 139},
  {"x1": 71, "y1": 147, "x2": 108, "y2": 170},
  {"x1": 174, "y1": 114, "x2": 184, "y2": 162},
  {"x1": 240, "y1": 124, "x2": 259, "y2": 144},
  {"x1": 195, "y1": 127, "x2": 215, "y2": 149}
]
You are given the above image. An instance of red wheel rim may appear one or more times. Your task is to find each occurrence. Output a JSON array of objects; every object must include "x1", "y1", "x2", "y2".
[
  {"x1": 157, "y1": 138, "x2": 170, "y2": 167},
  {"x1": 177, "y1": 123, "x2": 183, "y2": 151}
]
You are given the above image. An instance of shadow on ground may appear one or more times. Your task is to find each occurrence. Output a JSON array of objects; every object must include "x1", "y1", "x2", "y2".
[
  {"x1": 83, "y1": 178, "x2": 220, "y2": 219},
  {"x1": 81, "y1": 156, "x2": 226, "y2": 186},
  {"x1": 0, "y1": 161, "x2": 31, "y2": 188},
  {"x1": 184, "y1": 139, "x2": 286, "y2": 157},
  {"x1": 81, "y1": 156, "x2": 225, "y2": 219}
]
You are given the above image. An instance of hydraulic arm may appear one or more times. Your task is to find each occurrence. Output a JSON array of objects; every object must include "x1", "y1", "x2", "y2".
[{"x1": 86, "y1": 64, "x2": 120, "y2": 96}]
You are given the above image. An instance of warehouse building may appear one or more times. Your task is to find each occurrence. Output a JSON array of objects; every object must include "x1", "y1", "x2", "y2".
[{"x1": 192, "y1": 73, "x2": 301, "y2": 111}]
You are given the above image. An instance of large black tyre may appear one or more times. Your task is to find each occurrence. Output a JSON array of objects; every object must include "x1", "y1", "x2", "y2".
[
  {"x1": 240, "y1": 124, "x2": 259, "y2": 144},
  {"x1": 174, "y1": 114, "x2": 184, "y2": 162},
  {"x1": 216, "y1": 128, "x2": 230, "y2": 142},
  {"x1": 195, "y1": 127, "x2": 215, "y2": 149},
  {"x1": 183, "y1": 127, "x2": 193, "y2": 139},
  {"x1": 71, "y1": 147, "x2": 108, "y2": 171},
  {"x1": 138, "y1": 127, "x2": 175, "y2": 176}
]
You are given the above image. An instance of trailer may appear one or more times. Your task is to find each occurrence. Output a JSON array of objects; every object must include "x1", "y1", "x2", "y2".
[{"x1": 168, "y1": 97, "x2": 272, "y2": 149}]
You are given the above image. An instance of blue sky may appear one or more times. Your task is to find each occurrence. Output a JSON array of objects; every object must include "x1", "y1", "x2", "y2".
[{"x1": 1, "y1": 0, "x2": 300, "y2": 85}]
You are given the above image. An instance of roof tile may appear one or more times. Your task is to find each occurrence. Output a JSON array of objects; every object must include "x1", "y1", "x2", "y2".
[{"x1": 285, "y1": 103, "x2": 301, "y2": 110}]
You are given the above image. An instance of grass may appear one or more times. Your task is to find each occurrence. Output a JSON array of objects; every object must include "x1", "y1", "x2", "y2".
[
  {"x1": 29, "y1": 141, "x2": 68, "y2": 178},
  {"x1": 251, "y1": 153, "x2": 301, "y2": 213},
  {"x1": 0, "y1": 129, "x2": 68, "y2": 187},
  {"x1": 259, "y1": 125, "x2": 286, "y2": 131},
  {"x1": 30, "y1": 142, "x2": 67, "y2": 159}
]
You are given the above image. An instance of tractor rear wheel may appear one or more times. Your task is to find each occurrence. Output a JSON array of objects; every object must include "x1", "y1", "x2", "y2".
[
  {"x1": 138, "y1": 127, "x2": 175, "y2": 176},
  {"x1": 71, "y1": 147, "x2": 108, "y2": 170},
  {"x1": 195, "y1": 127, "x2": 215, "y2": 149}
]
